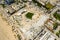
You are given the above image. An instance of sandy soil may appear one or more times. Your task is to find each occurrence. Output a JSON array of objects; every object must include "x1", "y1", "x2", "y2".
[{"x1": 0, "y1": 16, "x2": 16, "y2": 40}]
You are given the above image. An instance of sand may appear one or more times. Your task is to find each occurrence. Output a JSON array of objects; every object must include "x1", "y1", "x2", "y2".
[{"x1": 0, "y1": 16, "x2": 17, "y2": 40}]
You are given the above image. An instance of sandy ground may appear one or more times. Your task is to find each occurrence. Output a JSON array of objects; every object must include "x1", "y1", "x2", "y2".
[{"x1": 0, "y1": 16, "x2": 16, "y2": 40}]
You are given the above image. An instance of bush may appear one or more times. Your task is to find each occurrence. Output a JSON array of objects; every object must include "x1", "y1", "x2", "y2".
[
  {"x1": 45, "y1": 2, "x2": 54, "y2": 10},
  {"x1": 17, "y1": 34, "x2": 21, "y2": 40},
  {"x1": 53, "y1": 22, "x2": 58, "y2": 30},
  {"x1": 0, "y1": 4, "x2": 6, "y2": 8},
  {"x1": 53, "y1": 12, "x2": 60, "y2": 21},
  {"x1": 32, "y1": 0, "x2": 42, "y2": 7},
  {"x1": 25, "y1": 12, "x2": 34, "y2": 19},
  {"x1": 56, "y1": 31, "x2": 60, "y2": 37}
]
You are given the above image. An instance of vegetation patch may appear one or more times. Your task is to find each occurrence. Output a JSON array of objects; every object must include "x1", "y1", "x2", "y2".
[
  {"x1": 25, "y1": 12, "x2": 34, "y2": 19},
  {"x1": 32, "y1": 0, "x2": 42, "y2": 7},
  {"x1": 53, "y1": 12, "x2": 60, "y2": 21},
  {"x1": 17, "y1": 34, "x2": 21, "y2": 40},
  {"x1": 56, "y1": 30, "x2": 60, "y2": 37},
  {"x1": 0, "y1": 4, "x2": 6, "y2": 8},
  {"x1": 45, "y1": 2, "x2": 54, "y2": 10},
  {"x1": 53, "y1": 22, "x2": 58, "y2": 30},
  {"x1": 22, "y1": 0, "x2": 27, "y2": 2}
]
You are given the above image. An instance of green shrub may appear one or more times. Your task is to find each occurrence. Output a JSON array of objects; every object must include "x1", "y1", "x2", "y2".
[
  {"x1": 56, "y1": 31, "x2": 60, "y2": 37},
  {"x1": 17, "y1": 34, "x2": 21, "y2": 40},
  {"x1": 53, "y1": 22, "x2": 58, "y2": 30},
  {"x1": 25, "y1": 12, "x2": 34, "y2": 19},
  {"x1": 32, "y1": 0, "x2": 42, "y2": 7},
  {"x1": 53, "y1": 12, "x2": 60, "y2": 21},
  {"x1": 45, "y1": 2, "x2": 54, "y2": 10}
]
